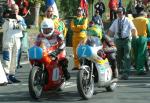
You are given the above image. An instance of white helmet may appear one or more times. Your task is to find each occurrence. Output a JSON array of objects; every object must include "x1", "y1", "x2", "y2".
[{"x1": 41, "y1": 18, "x2": 54, "y2": 37}]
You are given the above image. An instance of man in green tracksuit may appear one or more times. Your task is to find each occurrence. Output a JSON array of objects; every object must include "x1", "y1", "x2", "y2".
[
  {"x1": 133, "y1": 11, "x2": 149, "y2": 75},
  {"x1": 70, "y1": 7, "x2": 88, "y2": 70}
]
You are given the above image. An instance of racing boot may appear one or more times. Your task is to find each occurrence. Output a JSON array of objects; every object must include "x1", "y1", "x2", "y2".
[
  {"x1": 63, "y1": 68, "x2": 71, "y2": 81},
  {"x1": 59, "y1": 59, "x2": 70, "y2": 81},
  {"x1": 112, "y1": 67, "x2": 119, "y2": 78},
  {"x1": 109, "y1": 57, "x2": 118, "y2": 78}
]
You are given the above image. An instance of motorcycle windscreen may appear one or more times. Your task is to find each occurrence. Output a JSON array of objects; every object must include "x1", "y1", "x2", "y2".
[
  {"x1": 77, "y1": 36, "x2": 102, "y2": 58},
  {"x1": 28, "y1": 46, "x2": 43, "y2": 60}
]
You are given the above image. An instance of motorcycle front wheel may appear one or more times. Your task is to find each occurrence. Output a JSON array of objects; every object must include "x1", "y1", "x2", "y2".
[
  {"x1": 28, "y1": 66, "x2": 43, "y2": 99},
  {"x1": 77, "y1": 67, "x2": 94, "y2": 100}
]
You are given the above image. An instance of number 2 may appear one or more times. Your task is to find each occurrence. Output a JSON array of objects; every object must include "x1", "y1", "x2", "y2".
[{"x1": 82, "y1": 47, "x2": 87, "y2": 56}]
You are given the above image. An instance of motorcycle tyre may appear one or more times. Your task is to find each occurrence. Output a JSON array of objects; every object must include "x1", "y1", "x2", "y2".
[
  {"x1": 28, "y1": 66, "x2": 43, "y2": 99},
  {"x1": 77, "y1": 69, "x2": 94, "y2": 100}
]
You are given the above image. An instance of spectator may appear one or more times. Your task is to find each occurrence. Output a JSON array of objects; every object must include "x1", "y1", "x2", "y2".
[
  {"x1": 45, "y1": 6, "x2": 57, "y2": 19},
  {"x1": 70, "y1": 7, "x2": 88, "y2": 70},
  {"x1": 0, "y1": 4, "x2": 4, "y2": 27},
  {"x1": 16, "y1": 0, "x2": 29, "y2": 69},
  {"x1": 143, "y1": 0, "x2": 149, "y2": 5},
  {"x1": 107, "y1": 7, "x2": 138, "y2": 80},
  {"x1": 94, "y1": 0, "x2": 105, "y2": 17},
  {"x1": 132, "y1": 11, "x2": 149, "y2": 75},
  {"x1": 126, "y1": 0, "x2": 137, "y2": 17},
  {"x1": 44, "y1": 6, "x2": 67, "y2": 38},
  {"x1": 92, "y1": 10, "x2": 104, "y2": 30},
  {"x1": 118, "y1": 0, "x2": 122, "y2": 7},
  {"x1": 108, "y1": 0, "x2": 118, "y2": 21},
  {"x1": 16, "y1": 0, "x2": 29, "y2": 17},
  {"x1": 135, "y1": 0, "x2": 145, "y2": 16},
  {"x1": 2, "y1": 4, "x2": 27, "y2": 83},
  {"x1": 7, "y1": 0, "x2": 15, "y2": 8}
]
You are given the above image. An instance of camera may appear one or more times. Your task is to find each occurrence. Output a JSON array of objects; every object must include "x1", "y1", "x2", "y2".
[
  {"x1": 3, "y1": 8, "x2": 16, "y2": 19},
  {"x1": 9, "y1": 13, "x2": 17, "y2": 19}
]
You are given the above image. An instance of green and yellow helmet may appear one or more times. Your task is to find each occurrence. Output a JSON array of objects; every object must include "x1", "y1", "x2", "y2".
[{"x1": 87, "y1": 24, "x2": 103, "y2": 39}]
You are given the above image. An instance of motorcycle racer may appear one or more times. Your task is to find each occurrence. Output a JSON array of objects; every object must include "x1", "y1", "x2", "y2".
[
  {"x1": 35, "y1": 18, "x2": 70, "y2": 81},
  {"x1": 88, "y1": 22, "x2": 118, "y2": 78}
]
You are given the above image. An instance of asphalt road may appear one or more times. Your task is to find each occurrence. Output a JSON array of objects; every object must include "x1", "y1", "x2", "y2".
[{"x1": 0, "y1": 47, "x2": 150, "y2": 103}]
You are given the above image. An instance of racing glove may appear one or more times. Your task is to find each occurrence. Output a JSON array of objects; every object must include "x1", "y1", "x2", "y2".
[
  {"x1": 97, "y1": 50, "x2": 106, "y2": 59},
  {"x1": 49, "y1": 49, "x2": 62, "y2": 58},
  {"x1": 103, "y1": 46, "x2": 117, "y2": 53}
]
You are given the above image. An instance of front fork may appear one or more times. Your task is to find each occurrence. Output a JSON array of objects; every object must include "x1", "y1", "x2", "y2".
[
  {"x1": 32, "y1": 63, "x2": 46, "y2": 86},
  {"x1": 80, "y1": 58, "x2": 93, "y2": 84},
  {"x1": 88, "y1": 62, "x2": 93, "y2": 84},
  {"x1": 40, "y1": 64, "x2": 46, "y2": 86}
]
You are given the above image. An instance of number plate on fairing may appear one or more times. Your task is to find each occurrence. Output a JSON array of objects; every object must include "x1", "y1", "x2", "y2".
[
  {"x1": 77, "y1": 45, "x2": 93, "y2": 58},
  {"x1": 52, "y1": 67, "x2": 60, "y2": 81},
  {"x1": 96, "y1": 63, "x2": 112, "y2": 82},
  {"x1": 28, "y1": 46, "x2": 43, "y2": 60}
]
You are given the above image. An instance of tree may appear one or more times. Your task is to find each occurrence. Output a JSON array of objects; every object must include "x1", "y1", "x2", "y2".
[
  {"x1": 60, "y1": 0, "x2": 80, "y2": 18},
  {"x1": 28, "y1": 0, "x2": 45, "y2": 27}
]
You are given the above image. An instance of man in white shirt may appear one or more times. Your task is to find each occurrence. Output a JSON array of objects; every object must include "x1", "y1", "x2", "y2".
[
  {"x1": 107, "y1": 7, "x2": 138, "y2": 80},
  {"x1": 2, "y1": 4, "x2": 27, "y2": 83}
]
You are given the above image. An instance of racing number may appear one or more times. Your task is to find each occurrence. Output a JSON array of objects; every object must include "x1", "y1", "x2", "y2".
[
  {"x1": 81, "y1": 46, "x2": 87, "y2": 57},
  {"x1": 34, "y1": 47, "x2": 37, "y2": 58}
]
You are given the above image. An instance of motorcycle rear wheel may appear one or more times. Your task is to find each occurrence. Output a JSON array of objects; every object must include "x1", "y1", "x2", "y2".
[
  {"x1": 28, "y1": 66, "x2": 43, "y2": 99},
  {"x1": 77, "y1": 67, "x2": 94, "y2": 100}
]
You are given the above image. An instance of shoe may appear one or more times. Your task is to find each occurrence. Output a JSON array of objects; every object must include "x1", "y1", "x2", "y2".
[
  {"x1": 7, "y1": 79, "x2": 13, "y2": 84},
  {"x1": 0, "y1": 82, "x2": 7, "y2": 86},
  {"x1": 17, "y1": 65, "x2": 22, "y2": 69},
  {"x1": 6, "y1": 74, "x2": 13, "y2": 84},
  {"x1": 65, "y1": 72, "x2": 71, "y2": 81},
  {"x1": 9, "y1": 75, "x2": 21, "y2": 83},
  {"x1": 113, "y1": 71, "x2": 119, "y2": 78},
  {"x1": 72, "y1": 67, "x2": 79, "y2": 71},
  {"x1": 120, "y1": 73, "x2": 129, "y2": 80}
]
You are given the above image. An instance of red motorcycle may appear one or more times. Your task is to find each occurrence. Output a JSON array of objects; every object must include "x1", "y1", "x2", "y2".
[{"x1": 28, "y1": 39, "x2": 66, "y2": 99}]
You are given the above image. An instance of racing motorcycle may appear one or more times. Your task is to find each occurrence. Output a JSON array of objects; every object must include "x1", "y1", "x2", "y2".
[
  {"x1": 28, "y1": 39, "x2": 66, "y2": 99},
  {"x1": 76, "y1": 36, "x2": 118, "y2": 100}
]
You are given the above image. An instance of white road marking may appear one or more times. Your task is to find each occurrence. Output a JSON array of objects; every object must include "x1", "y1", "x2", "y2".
[
  {"x1": 145, "y1": 83, "x2": 150, "y2": 86},
  {"x1": 117, "y1": 83, "x2": 150, "y2": 87},
  {"x1": 7, "y1": 82, "x2": 150, "y2": 88},
  {"x1": 65, "y1": 82, "x2": 76, "y2": 88},
  {"x1": 8, "y1": 82, "x2": 77, "y2": 88}
]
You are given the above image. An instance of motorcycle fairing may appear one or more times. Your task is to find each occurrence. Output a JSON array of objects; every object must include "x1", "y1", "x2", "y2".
[
  {"x1": 95, "y1": 63, "x2": 112, "y2": 86},
  {"x1": 77, "y1": 44, "x2": 102, "y2": 58}
]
